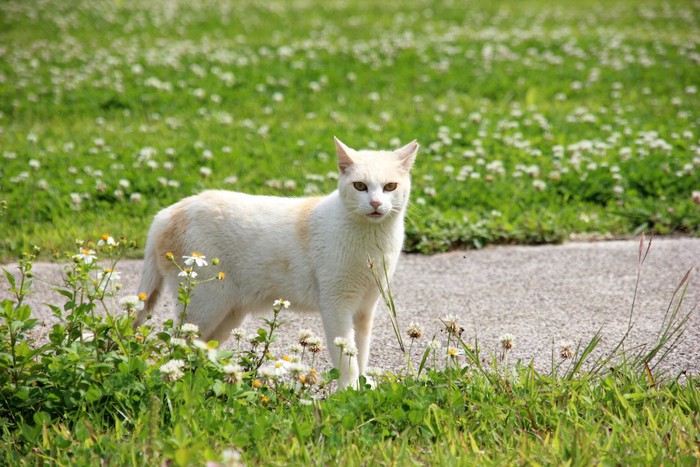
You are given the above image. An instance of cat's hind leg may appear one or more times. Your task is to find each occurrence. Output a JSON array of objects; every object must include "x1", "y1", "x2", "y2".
[{"x1": 203, "y1": 307, "x2": 246, "y2": 343}]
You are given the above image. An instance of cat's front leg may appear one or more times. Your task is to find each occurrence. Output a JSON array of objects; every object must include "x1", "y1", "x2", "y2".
[
  {"x1": 353, "y1": 291, "x2": 380, "y2": 377},
  {"x1": 319, "y1": 298, "x2": 360, "y2": 389}
]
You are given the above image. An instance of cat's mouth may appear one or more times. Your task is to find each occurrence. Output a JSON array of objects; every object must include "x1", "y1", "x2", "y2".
[{"x1": 367, "y1": 211, "x2": 384, "y2": 219}]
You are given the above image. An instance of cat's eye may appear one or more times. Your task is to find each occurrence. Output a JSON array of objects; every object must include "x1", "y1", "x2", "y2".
[
  {"x1": 353, "y1": 182, "x2": 368, "y2": 191},
  {"x1": 383, "y1": 183, "x2": 398, "y2": 192}
]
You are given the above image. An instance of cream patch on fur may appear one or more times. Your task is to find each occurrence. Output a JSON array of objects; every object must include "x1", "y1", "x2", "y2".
[
  {"x1": 295, "y1": 196, "x2": 322, "y2": 250},
  {"x1": 156, "y1": 203, "x2": 189, "y2": 272}
]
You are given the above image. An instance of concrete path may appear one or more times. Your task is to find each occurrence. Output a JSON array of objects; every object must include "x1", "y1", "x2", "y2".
[{"x1": 2, "y1": 237, "x2": 699, "y2": 378}]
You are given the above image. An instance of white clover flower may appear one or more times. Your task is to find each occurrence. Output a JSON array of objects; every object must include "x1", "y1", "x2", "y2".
[
  {"x1": 406, "y1": 321, "x2": 423, "y2": 339},
  {"x1": 427, "y1": 339, "x2": 442, "y2": 352},
  {"x1": 257, "y1": 365, "x2": 277, "y2": 380},
  {"x1": 298, "y1": 328, "x2": 314, "y2": 347},
  {"x1": 365, "y1": 367, "x2": 384, "y2": 378},
  {"x1": 559, "y1": 340, "x2": 575, "y2": 360},
  {"x1": 306, "y1": 336, "x2": 322, "y2": 353},
  {"x1": 222, "y1": 364, "x2": 243, "y2": 384},
  {"x1": 119, "y1": 295, "x2": 144, "y2": 313},
  {"x1": 221, "y1": 449, "x2": 242, "y2": 464},
  {"x1": 343, "y1": 344, "x2": 358, "y2": 358},
  {"x1": 440, "y1": 314, "x2": 460, "y2": 334},
  {"x1": 499, "y1": 333, "x2": 514, "y2": 351},
  {"x1": 160, "y1": 359, "x2": 186, "y2": 382},
  {"x1": 334, "y1": 337, "x2": 349, "y2": 349},
  {"x1": 170, "y1": 337, "x2": 187, "y2": 349},
  {"x1": 180, "y1": 323, "x2": 200, "y2": 337},
  {"x1": 28, "y1": 159, "x2": 40, "y2": 170},
  {"x1": 289, "y1": 362, "x2": 309, "y2": 378},
  {"x1": 247, "y1": 333, "x2": 260, "y2": 346},
  {"x1": 183, "y1": 252, "x2": 207, "y2": 268},
  {"x1": 692, "y1": 191, "x2": 700, "y2": 206},
  {"x1": 192, "y1": 339, "x2": 209, "y2": 351}
]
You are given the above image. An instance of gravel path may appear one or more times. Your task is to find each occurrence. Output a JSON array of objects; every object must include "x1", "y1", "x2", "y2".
[{"x1": 3, "y1": 237, "x2": 699, "y2": 378}]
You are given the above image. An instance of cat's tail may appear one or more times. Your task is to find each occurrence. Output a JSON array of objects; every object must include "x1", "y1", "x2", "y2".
[{"x1": 133, "y1": 232, "x2": 163, "y2": 329}]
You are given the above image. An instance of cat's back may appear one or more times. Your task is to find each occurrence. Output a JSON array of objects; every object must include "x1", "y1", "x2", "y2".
[{"x1": 158, "y1": 189, "x2": 333, "y2": 237}]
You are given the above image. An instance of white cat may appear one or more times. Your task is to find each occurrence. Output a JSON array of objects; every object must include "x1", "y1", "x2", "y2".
[{"x1": 134, "y1": 137, "x2": 419, "y2": 388}]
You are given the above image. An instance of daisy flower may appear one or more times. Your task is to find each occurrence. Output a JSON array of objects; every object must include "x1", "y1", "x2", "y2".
[
  {"x1": 183, "y1": 252, "x2": 207, "y2": 268},
  {"x1": 273, "y1": 298, "x2": 291, "y2": 309},
  {"x1": 178, "y1": 268, "x2": 198, "y2": 279},
  {"x1": 97, "y1": 234, "x2": 117, "y2": 247},
  {"x1": 74, "y1": 248, "x2": 97, "y2": 265}
]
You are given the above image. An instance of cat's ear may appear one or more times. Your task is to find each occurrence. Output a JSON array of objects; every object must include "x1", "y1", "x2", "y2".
[
  {"x1": 334, "y1": 136, "x2": 355, "y2": 174},
  {"x1": 395, "y1": 140, "x2": 419, "y2": 171}
]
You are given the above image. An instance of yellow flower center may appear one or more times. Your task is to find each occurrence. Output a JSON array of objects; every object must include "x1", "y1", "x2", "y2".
[{"x1": 138, "y1": 293, "x2": 148, "y2": 301}]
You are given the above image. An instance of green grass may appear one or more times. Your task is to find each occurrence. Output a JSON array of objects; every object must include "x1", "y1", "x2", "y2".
[
  {"x1": 1, "y1": 243, "x2": 699, "y2": 465},
  {"x1": 1, "y1": 0, "x2": 699, "y2": 260}
]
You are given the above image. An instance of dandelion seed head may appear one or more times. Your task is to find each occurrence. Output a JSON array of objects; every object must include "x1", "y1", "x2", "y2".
[{"x1": 559, "y1": 340, "x2": 575, "y2": 360}]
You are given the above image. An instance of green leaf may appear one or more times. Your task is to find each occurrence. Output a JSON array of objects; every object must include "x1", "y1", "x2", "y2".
[
  {"x1": 212, "y1": 380, "x2": 226, "y2": 397},
  {"x1": 2, "y1": 268, "x2": 16, "y2": 290},
  {"x1": 84, "y1": 386, "x2": 103, "y2": 402}
]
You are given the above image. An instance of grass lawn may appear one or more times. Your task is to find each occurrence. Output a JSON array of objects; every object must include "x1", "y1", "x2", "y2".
[
  {"x1": 1, "y1": 0, "x2": 698, "y2": 260},
  {"x1": 1, "y1": 0, "x2": 699, "y2": 464}
]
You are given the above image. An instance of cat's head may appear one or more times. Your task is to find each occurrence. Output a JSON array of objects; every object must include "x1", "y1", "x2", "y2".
[{"x1": 334, "y1": 137, "x2": 419, "y2": 223}]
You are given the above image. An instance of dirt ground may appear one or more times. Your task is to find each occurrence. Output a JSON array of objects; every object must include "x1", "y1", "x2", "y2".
[{"x1": 2, "y1": 237, "x2": 699, "y2": 379}]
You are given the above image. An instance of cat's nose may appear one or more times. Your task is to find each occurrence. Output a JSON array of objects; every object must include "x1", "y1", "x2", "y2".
[{"x1": 370, "y1": 201, "x2": 382, "y2": 209}]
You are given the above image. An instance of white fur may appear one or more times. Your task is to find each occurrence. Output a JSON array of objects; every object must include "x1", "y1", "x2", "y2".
[{"x1": 135, "y1": 138, "x2": 419, "y2": 388}]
